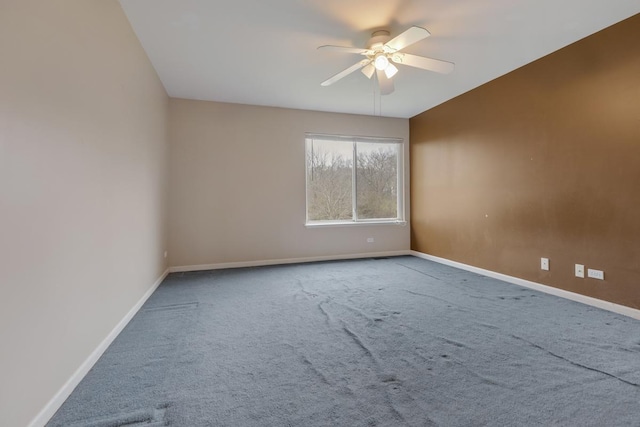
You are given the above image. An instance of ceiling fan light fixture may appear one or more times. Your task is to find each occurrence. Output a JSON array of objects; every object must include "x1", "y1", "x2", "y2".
[
  {"x1": 361, "y1": 63, "x2": 375, "y2": 79},
  {"x1": 374, "y1": 54, "x2": 389, "y2": 71},
  {"x1": 318, "y1": 26, "x2": 454, "y2": 95},
  {"x1": 384, "y1": 63, "x2": 398, "y2": 79}
]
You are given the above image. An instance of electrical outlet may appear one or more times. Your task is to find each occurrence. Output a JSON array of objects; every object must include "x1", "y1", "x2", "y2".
[
  {"x1": 541, "y1": 258, "x2": 549, "y2": 271},
  {"x1": 587, "y1": 269, "x2": 604, "y2": 280},
  {"x1": 367, "y1": 237, "x2": 374, "y2": 243},
  {"x1": 575, "y1": 264, "x2": 585, "y2": 278},
  {"x1": 164, "y1": 251, "x2": 168, "y2": 259}
]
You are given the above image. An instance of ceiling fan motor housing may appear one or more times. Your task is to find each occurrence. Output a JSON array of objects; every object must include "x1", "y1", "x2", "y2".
[{"x1": 367, "y1": 30, "x2": 391, "y2": 50}]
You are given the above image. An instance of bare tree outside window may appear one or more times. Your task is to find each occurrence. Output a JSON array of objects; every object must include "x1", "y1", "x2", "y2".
[
  {"x1": 306, "y1": 141, "x2": 352, "y2": 221},
  {"x1": 306, "y1": 135, "x2": 403, "y2": 224},
  {"x1": 356, "y1": 142, "x2": 398, "y2": 219}
]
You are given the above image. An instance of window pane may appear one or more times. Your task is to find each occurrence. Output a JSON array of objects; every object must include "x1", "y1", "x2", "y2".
[
  {"x1": 306, "y1": 139, "x2": 353, "y2": 221},
  {"x1": 356, "y1": 142, "x2": 398, "y2": 220}
]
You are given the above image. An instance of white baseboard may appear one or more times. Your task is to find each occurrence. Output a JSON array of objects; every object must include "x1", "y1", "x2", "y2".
[
  {"x1": 169, "y1": 250, "x2": 412, "y2": 273},
  {"x1": 28, "y1": 268, "x2": 170, "y2": 427},
  {"x1": 410, "y1": 250, "x2": 640, "y2": 321}
]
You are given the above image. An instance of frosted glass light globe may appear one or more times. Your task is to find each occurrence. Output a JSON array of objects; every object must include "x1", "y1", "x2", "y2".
[{"x1": 374, "y1": 54, "x2": 389, "y2": 71}]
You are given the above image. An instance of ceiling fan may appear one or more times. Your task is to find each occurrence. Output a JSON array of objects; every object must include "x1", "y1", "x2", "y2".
[{"x1": 319, "y1": 26, "x2": 454, "y2": 95}]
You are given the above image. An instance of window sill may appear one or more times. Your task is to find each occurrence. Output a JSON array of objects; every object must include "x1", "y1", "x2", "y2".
[{"x1": 305, "y1": 220, "x2": 407, "y2": 228}]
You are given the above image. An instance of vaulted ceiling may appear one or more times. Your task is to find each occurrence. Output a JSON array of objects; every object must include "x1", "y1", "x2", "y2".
[{"x1": 119, "y1": 1, "x2": 640, "y2": 118}]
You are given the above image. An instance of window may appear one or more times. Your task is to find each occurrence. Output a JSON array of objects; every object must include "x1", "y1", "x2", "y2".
[{"x1": 305, "y1": 134, "x2": 404, "y2": 225}]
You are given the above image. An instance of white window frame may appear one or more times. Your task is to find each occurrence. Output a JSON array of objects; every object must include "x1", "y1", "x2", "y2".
[{"x1": 305, "y1": 133, "x2": 405, "y2": 227}]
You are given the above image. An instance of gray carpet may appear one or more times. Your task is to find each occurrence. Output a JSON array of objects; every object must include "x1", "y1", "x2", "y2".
[{"x1": 47, "y1": 256, "x2": 640, "y2": 426}]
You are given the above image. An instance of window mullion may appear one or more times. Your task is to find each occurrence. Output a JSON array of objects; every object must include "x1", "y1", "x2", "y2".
[
  {"x1": 352, "y1": 140, "x2": 357, "y2": 222},
  {"x1": 397, "y1": 144, "x2": 403, "y2": 221}
]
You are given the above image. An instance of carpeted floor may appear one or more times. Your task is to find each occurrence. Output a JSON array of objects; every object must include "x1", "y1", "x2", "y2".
[{"x1": 47, "y1": 256, "x2": 640, "y2": 426}]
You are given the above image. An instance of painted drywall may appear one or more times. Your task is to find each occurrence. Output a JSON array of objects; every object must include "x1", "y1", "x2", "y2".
[
  {"x1": 168, "y1": 99, "x2": 410, "y2": 267},
  {"x1": 0, "y1": 1, "x2": 169, "y2": 425},
  {"x1": 410, "y1": 14, "x2": 640, "y2": 308}
]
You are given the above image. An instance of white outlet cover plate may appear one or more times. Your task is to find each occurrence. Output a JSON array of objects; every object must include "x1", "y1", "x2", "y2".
[
  {"x1": 587, "y1": 269, "x2": 605, "y2": 280},
  {"x1": 575, "y1": 264, "x2": 585, "y2": 278},
  {"x1": 541, "y1": 258, "x2": 549, "y2": 271}
]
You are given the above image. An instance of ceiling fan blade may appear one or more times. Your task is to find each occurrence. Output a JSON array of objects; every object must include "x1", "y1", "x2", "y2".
[
  {"x1": 321, "y1": 59, "x2": 370, "y2": 86},
  {"x1": 384, "y1": 26, "x2": 430, "y2": 52},
  {"x1": 376, "y1": 69, "x2": 394, "y2": 95},
  {"x1": 392, "y1": 53, "x2": 455, "y2": 74},
  {"x1": 318, "y1": 45, "x2": 371, "y2": 55}
]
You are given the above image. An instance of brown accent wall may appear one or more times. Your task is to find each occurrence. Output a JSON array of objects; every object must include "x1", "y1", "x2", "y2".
[{"x1": 410, "y1": 14, "x2": 640, "y2": 309}]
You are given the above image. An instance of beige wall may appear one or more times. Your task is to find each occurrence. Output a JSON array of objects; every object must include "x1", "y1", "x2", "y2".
[
  {"x1": 0, "y1": 1, "x2": 169, "y2": 426},
  {"x1": 410, "y1": 14, "x2": 640, "y2": 309},
  {"x1": 168, "y1": 99, "x2": 410, "y2": 267}
]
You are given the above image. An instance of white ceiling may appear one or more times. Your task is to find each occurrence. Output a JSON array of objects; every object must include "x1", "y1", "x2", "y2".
[{"x1": 119, "y1": 0, "x2": 640, "y2": 119}]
